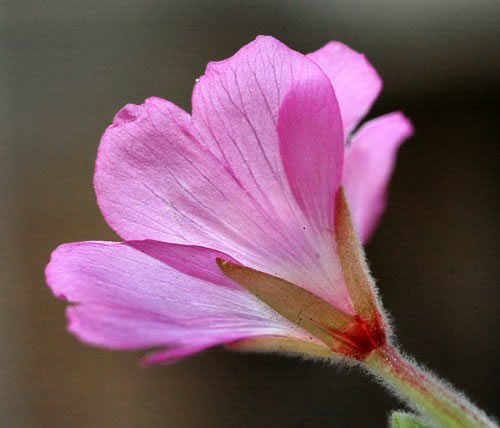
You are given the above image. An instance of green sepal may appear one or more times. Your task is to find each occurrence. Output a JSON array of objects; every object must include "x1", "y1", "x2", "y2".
[{"x1": 390, "y1": 411, "x2": 430, "y2": 428}]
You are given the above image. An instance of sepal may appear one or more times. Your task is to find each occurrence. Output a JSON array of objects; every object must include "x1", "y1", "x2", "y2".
[
  {"x1": 225, "y1": 336, "x2": 335, "y2": 359},
  {"x1": 390, "y1": 411, "x2": 430, "y2": 428},
  {"x1": 335, "y1": 188, "x2": 381, "y2": 324}
]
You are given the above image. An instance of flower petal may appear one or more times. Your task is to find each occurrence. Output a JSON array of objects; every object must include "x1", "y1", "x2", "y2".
[
  {"x1": 307, "y1": 41, "x2": 382, "y2": 136},
  {"x1": 277, "y1": 76, "x2": 343, "y2": 230},
  {"x1": 141, "y1": 340, "x2": 229, "y2": 366},
  {"x1": 95, "y1": 36, "x2": 352, "y2": 310},
  {"x1": 343, "y1": 112, "x2": 413, "y2": 242},
  {"x1": 46, "y1": 241, "x2": 317, "y2": 362},
  {"x1": 192, "y1": 35, "x2": 350, "y2": 309}
]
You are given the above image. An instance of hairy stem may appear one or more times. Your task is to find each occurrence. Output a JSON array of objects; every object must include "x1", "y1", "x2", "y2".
[{"x1": 364, "y1": 345, "x2": 496, "y2": 427}]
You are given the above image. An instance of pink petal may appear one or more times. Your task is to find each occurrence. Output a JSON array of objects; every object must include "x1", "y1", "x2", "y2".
[
  {"x1": 307, "y1": 41, "x2": 382, "y2": 136},
  {"x1": 192, "y1": 35, "x2": 342, "y2": 238},
  {"x1": 278, "y1": 76, "x2": 343, "y2": 231},
  {"x1": 46, "y1": 241, "x2": 316, "y2": 362},
  {"x1": 95, "y1": 36, "x2": 352, "y2": 311},
  {"x1": 140, "y1": 340, "x2": 231, "y2": 366},
  {"x1": 343, "y1": 112, "x2": 413, "y2": 242}
]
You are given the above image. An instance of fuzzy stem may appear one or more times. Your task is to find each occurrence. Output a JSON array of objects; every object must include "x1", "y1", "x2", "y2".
[{"x1": 364, "y1": 345, "x2": 496, "y2": 427}]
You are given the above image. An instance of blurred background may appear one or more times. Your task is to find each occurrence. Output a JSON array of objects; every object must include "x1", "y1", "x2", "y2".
[{"x1": 1, "y1": 1, "x2": 499, "y2": 426}]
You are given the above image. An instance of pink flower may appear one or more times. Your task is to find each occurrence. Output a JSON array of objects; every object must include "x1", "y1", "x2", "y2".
[{"x1": 46, "y1": 36, "x2": 412, "y2": 365}]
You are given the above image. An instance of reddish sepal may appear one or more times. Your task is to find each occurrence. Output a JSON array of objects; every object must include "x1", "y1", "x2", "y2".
[{"x1": 328, "y1": 313, "x2": 386, "y2": 360}]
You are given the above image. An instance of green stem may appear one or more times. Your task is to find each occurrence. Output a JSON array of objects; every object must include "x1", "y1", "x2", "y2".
[{"x1": 364, "y1": 345, "x2": 496, "y2": 427}]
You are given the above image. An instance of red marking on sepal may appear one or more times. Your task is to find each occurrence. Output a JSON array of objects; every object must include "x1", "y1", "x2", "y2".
[{"x1": 328, "y1": 312, "x2": 386, "y2": 360}]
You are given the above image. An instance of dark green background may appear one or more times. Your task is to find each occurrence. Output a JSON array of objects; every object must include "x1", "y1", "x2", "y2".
[{"x1": 2, "y1": 1, "x2": 498, "y2": 426}]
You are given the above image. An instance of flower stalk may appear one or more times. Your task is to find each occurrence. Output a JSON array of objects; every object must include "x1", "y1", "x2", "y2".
[{"x1": 364, "y1": 345, "x2": 496, "y2": 427}]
